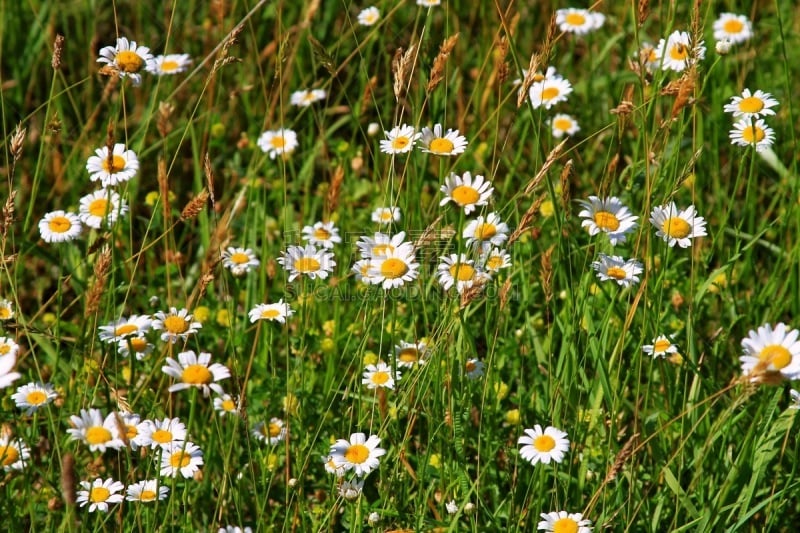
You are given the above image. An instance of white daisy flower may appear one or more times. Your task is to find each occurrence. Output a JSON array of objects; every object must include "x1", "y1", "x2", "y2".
[
  {"x1": 465, "y1": 358, "x2": 485, "y2": 379},
  {"x1": 371, "y1": 206, "x2": 401, "y2": 225},
  {"x1": 338, "y1": 479, "x2": 364, "y2": 501},
  {"x1": 12, "y1": 382, "x2": 58, "y2": 415},
  {"x1": 740, "y1": 323, "x2": 800, "y2": 381},
  {"x1": 162, "y1": 350, "x2": 230, "y2": 397},
  {"x1": 0, "y1": 336, "x2": 20, "y2": 359},
  {"x1": 96, "y1": 37, "x2": 155, "y2": 85},
  {"x1": 66, "y1": 408, "x2": 126, "y2": 452},
  {"x1": 126, "y1": 479, "x2": 170, "y2": 502},
  {"x1": 655, "y1": 30, "x2": 705, "y2": 72},
  {"x1": 417, "y1": 0, "x2": 441, "y2": 6},
  {"x1": 328, "y1": 432, "x2": 386, "y2": 477},
  {"x1": 362, "y1": 361, "x2": 399, "y2": 390},
  {"x1": 214, "y1": 394, "x2": 241, "y2": 417},
  {"x1": 394, "y1": 341, "x2": 429, "y2": 368},
  {"x1": 418, "y1": 124, "x2": 468, "y2": 156},
  {"x1": 463, "y1": 212, "x2": 509, "y2": 249},
  {"x1": 638, "y1": 42, "x2": 660, "y2": 73},
  {"x1": 277, "y1": 244, "x2": 336, "y2": 282},
  {"x1": 98, "y1": 314, "x2": 153, "y2": 343},
  {"x1": 729, "y1": 118, "x2": 776, "y2": 152},
  {"x1": 591, "y1": 254, "x2": 643, "y2": 287},
  {"x1": 437, "y1": 253, "x2": 487, "y2": 294},
  {"x1": 252, "y1": 418, "x2": 287, "y2": 445},
  {"x1": 537, "y1": 511, "x2": 593, "y2": 533},
  {"x1": 577, "y1": 196, "x2": 639, "y2": 246},
  {"x1": 0, "y1": 299, "x2": 13, "y2": 321},
  {"x1": 352, "y1": 258, "x2": 377, "y2": 284},
  {"x1": 38, "y1": 210, "x2": 82, "y2": 243},
  {"x1": 723, "y1": 89, "x2": 778, "y2": 119},
  {"x1": 248, "y1": 300, "x2": 294, "y2": 324},
  {"x1": 555, "y1": 8, "x2": 604, "y2": 35},
  {"x1": 367, "y1": 246, "x2": 419, "y2": 289},
  {"x1": 220, "y1": 247, "x2": 260, "y2": 276},
  {"x1": 323, "y1": 455, "x2": 347, "y2": 477},
  {"x1": 78, "y1": 189, "x2": 128, "y2": 229},
  {"x1": 446, "y1": 500, "x2": 459, "y2": 515},
  {"x1": 147, "y1": 53, "x2": 192, "y2": 75},
  {"x1": 0, "y1": 435, "x2": 30, "y2": 471},
  {"x1": 118, "y1": 412, "x2": 148, "y2": 450},
  {"x1": 85, "y1": 143, "x2": 139, "y2": 186},
  {"x1": 77, "y1": 477, "x2": 125, "y2": 512},
  {"x1": 257, "y1": 128, "x2": 299, "y2": 159},
  {"x1": 480, "y1": 247, "x2": 512, "y2": 273},
  {"x1": 290, "y1": 88, "x2": 326, "y2": 107},
  {"x1": 649, "y1": 202, "x2": 707, "y2": 248},
  {"x1": 380, "y1": 124, "x2": 421, "y2": 154},
  {"x1": 439, "y1": 171, "x2": 494, "y2": 215},
  {"x1": 152, "y1": 307, "x2": 202, "y2": 343},
  {"x1": 713, "y1": 13, "x2": 753, "y2": 44},
  {"x1": 357, "y1": 7, "x2": 380, "y2": 26},
  {"x1": 0, "y1": 353, "x2": 21, "y2": 389},
  {"x1": 302, "y1": 221, "x2": 342, "y2": 249},
  {"x1": 518, "y1": 424, "x2": 570, "y2": 465},
  {"x1": 642, "y1": 335, "x2": 678, "y2": 358},
  {"x1": 550, "y1": 114, "x2": 580, "y2": 138},
  {"x1": 356, "y1": 231, "x2": 409, "y2": 259},
  {"x1": 528, "y1": 76, "x2": 573, "y2": 109},
  {"x1": 137, "y1": 417, "x2": 187, "y2": 450},
  {"x1": 117, "y1": 336, "x2": 154, "y2": 360},
  {"x1": 160, "y1": 441, "x2": 204, "y2": 478}
]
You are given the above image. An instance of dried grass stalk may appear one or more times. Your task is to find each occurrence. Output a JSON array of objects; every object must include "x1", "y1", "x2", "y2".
[
  {"x1": 392, "y1": 43, "x2": 417, "y2": 102},
  {"x1": 52, "y1": 34, "x2": 65, "y2": 70},
  {"x1": 426, "y1": 33, "x2": 459, "y2": 93},
  {"x1": 85, "y1": 246, "x2": 112, "y2": 316},
  {"x1": 181, "y1": 190, "x2": 209, "y2": 221},
  {"x1": 523, "y1": 139, "x2": 568, "y2": 195},
  {"x1": 326, "y1": 165, "x2": 344, "y2": 214}
]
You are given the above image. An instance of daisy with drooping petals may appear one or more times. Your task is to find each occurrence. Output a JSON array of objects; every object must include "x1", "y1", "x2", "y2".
[
  {"x1": 463, "y1": 212, "x2": 509, "y2": 249},
  {"x1": 518, "y1": 425, "x2": 570, "y2": 465},
  {"x1": 555, "y1": 8, "x2": 604, "y2": 35},
  {"x1": 550, "y1": 114, "x2": 580, "y2": 138},
  {"x1": 39, "y1": 210, "x2": 82, "y2": 243},
  {"x1": 98, "y1": 315, "x2": 153, "y2": 343},
  {"x1": 380, "y1": 124, "x2": 421, "y2": 154},
  {"x1": 66, "y1": 409, "x2": 126, "y2": 452},
  {"x1": 221, "y1": 247, "x2": 260, "y2": 276},
  {"x1": 538, "y1": 511, "x2": 593, "y2": 533},
  {"x1": 643, "y1": 335, "x2": 678, "y2": 358},
  {"x1": 418, "y1": 124, "x2": 468, "y2": 156},
  {"x1": 79, "y1": 189, "x2": 128, "y2": 229},
  {"x1": 278, "y1": 244, "x2": 336, "y2": 282},
  {"x1": 118, "y1": 336, "x2": 154, "y2": 360},
  {"x1": 440, "y1": 172, "x2": 494, "y2": 215},
  {"x1": 0, "y1": 353, "x2": 21, "y2": 389},
  {"x1": 214, "y1": 394, "x2": 241, "y2": 417},
  {"x1": 12, "y1": 382, "x2": 58, "y2": 415},
  {"x1": 740, "y1": 323, "x2": 800, "y2": 381},
  {"x1": 257, "y1": 128, "x2": 299, "y2": 159},
  {"x1": 96, "y1": 37, "x2": 155, "y2": 85},
  {"x1": 437, "y1": 254, "x2": 486, "y2": 294},
  {"x1": 138, "y1": 417, "x2": 187, "y2": 450},
  {"x1": 252, "y1": 418, "x2": 287, "y2": 445},
  {"x1": 86, "y1": 143, "x2": 140, "y2": 186},
  {"x1": 147, "y1": 54, "x2": 192, "y2": 75},
  {"x1": 152, "y1": 307, "x2": 201, "y2": 343},
  {"x1": 723, "y1": 89, "x2": 778, "y2": 119},
  {"x1": 0, "y1": 336, "x2": 19, "y2": 358},
  {"x1": 481, "y1": 247, "x2": 512, "y2": 273},
  {"x1": 362, "y1": 362, "x2": 399, "y2": 390},
  {"x1": 0, "y1": 435, "x2": 30, "y2": 471},
  {"x1": 713, "y1": 13, "x2": 753, "y2": 44},
  {"x1": 126, "y1": 479, "x2": 170, "y2": 502},
  {"x1": 371, "y1": 206, "x2": 401, "y2": 225},
  {"x1": 655, "y1": 30, "x2": 706, "y2": 72},
  {"x1": 302, "y1": 221, "x2": 342, "y2": 249},
  {"x1": 357, "y1": 6, "x2": 380, "y2": 26},
  {"x1": 0, "y1": 300, "x2": 13, "y2": 321},
  {"x1": 649, "y1": 202, "x2": 707, "y2": 248},
  {"x1": 77, "y1": 477, "x2": 125, "y2": 512},
  {"x1": 249, "y1": 300, "x2": 294, "y2": 324},
  {"x1": 578, "y1": 196, "x2": 638, "y2": 246},
  {"x1": 160, "y1": 441, "x2": 204, "y2": 478},
  {"x1": 329, "y1": 432, "x2": 386, "y2": 477},
  {"x1": 529, "y1": 76, "x2": 573, "y2": 109},
  {"x1": 395, "y1": 341, "x2": 429, "y2": 368},
  {"x1": 367, "y1": 247, "x2": 420, "y2": 289},
  {"x1": 466, "y1": 358, "x2": 485, "y2": 379},
  {"x1": 338, "y1": 479, "x2": 364, "y2": 501},
  {"x1": 162, "y1": 350, "x2": 230, "y2": 397},
  {"x1": 290, "y1": 88, "x2": 326, "y2": 107},
  {"x1": 592, "y1": 254, "x2": 643, "y2": 287},
  {"x1": 729, "y1": 118, "x2": 776, "y2": 152}
]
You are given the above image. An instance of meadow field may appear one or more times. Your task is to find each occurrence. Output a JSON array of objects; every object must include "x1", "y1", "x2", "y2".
[{"x1": 1, "y1": 0, "x2": 799, "y2": 531}]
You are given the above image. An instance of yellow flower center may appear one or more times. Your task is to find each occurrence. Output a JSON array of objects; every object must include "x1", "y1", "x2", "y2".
[
  {"x1": 738, "y1": 96, "x2": 764, "y2": 114},
  {"x1": 101, "y1": 155, "x2": 127, "y2": 173},
  {"x1": 129, "y1": 337, "x2": 148, "y2": 352},
  {"x1": 313, "y1": 228, "x2": 331, "y2": 240},
  {"x1": 344, "y1": 443, "x2": 370, "y2": 464},
  {"x1": 391, "y1": 137, "x2": 410, "y2": 150},
  {"x1": 654, "y1": 339, "x2": 672, "y2": 353},
  {"x1": 0, "y1": 344, "x2": 10, "y2": 354},
  {"x1": 371, "y1": 371, "x2": 390, "y2": 385},
  {"x1": 534, "y1": 434, "x2": 556, "y2": 452},
  {"x1": 163, "y1": 315, "x2": 189, "y2": 334},
  {"x1": 429, "y1": 137, "x2": 455, "y2": 154},
  {"x1": 268, "y1": 422, "x2": 282, "y2": 437},
  {"x1": 486, "y1": 256, "x2": 504, "y2": 270},
  {"x1": 26, "y1": 390, "x2": 48, "y2": 405},
  {"x1": 85, "y1": 426, "x2": 112, "y2": 445},
  {"x1": 379, "y1": 211, "x2": 393, "y2": 221},
  {"x1": 565, "y1": 12, "x2": 586, "y2": 27},
  {"x1": 222, "y1": 398, "x2": 236, "y2": 411},
  {"x1": 88, "y1": 198, "x2": 109, "y2": 217},
  {"x1": 606, "y1": 266, "x2": 627, "y2": 280},
  {"x1": 669, "y1": 43, "x2": 688, "y2": 61},
  {"x1": 116, "y1": 50, "x2": 144, "y2": 73},
  {"x1": 230, "y1": 252, "x2": 251, "y2": 264},
  {"x1": 260, "y1": 308, "x2": 281, "y2": 319},
  {"x1": 449, "y1": 263, "x2": 475, "y2": 282},
  {"x1": 451, "y1": 185, "x2": 480, "y2": 206},
  {"x1": 126, "y1": 425, "x2": 138, "y2": 440},
  {"x1": 294, "y1": 257, "x2": 321, "y2": 273},
  {"x1": 181, "y1": 364, "x2": 212, "y2": 385},
  {"x1": 170, "y1": 451, "x2": 191, "y2": 468},
  {"x1": 723, "y1": 19, "x2": 744, "y2": 34},
  {"x1": 553, "y1": 517, "x2": 579, "y2": 533},
  {"x1": 553, "y1": 117, "x2": 573, "y2": 132},
  {"x1": 662, "y1": 217, "x2": 691, "y2": 239},
  {"x1": 0, "y1": 445, "x2": 19, "y2": 466},
  {"x1": 160, "y1": 60, "x2": 180, "y2": 72},
  {"x1": 593, "y1": 211, "x2": 620, "y2": 231},
  {"x1": 741, "y1": 125, "x2": 765, "y2": 143},
  {"x1": 48, "y1": 216, "x2": 73, "y2": 234},
  {"x1": 0, "y1": 307, "x2": 10, "y2": 319},
  {"x1": 398, "y1": 348, "x2": 419, "y2": 363},
  {"x1": 90, "y1": 486, "x2": 111, "y2": 503},
  {"x1": 152, "y1": 429, "x2": 173, "y2": 444},
  {"x1": 140, "y1": 489, "x2": 157, "y2": 501},
  {"x1": 380, "y1": 258, "x2": 409, "y2": 279},
  {"x1": 474, "y1": 223, "x2": 497, "y2": 240},
  {"x1": 115, "y1": 324, "x2": 139, "y2": 336},
  {"x1": 270, "y1": 136, "x2": 286, "y2": 149},
  {"x1": 541, "y1": 86, "x2": 560, "y2": 101},
  {"x1": 759, "y1": 344, "x2": 792, "y2": 370}
]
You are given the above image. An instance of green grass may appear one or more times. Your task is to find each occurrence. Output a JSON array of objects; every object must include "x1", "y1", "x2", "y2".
[{"x1": 1, "y1": 0, "x2": 800, "y2": 531}]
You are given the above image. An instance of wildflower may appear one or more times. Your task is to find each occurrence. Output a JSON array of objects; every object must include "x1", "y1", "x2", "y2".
[
  {"x1": 579, "y1": 196, "x2": 638, "y2": 246},
  {"x1": 118, "y1": 412, "x2": 149, "y2": 450},
  {"x1": 371, "y1": 206, "x2": 401, "y2": 225},
  {"x1": 723, "y1": 89, "x2": 778, "y2": 119},
  {"x1": 278, "y1": 244, "x2": 336, "y2": 282},
  {"x1": 649, "y1": 202, "x2": 707, "y2": 248},
  {"x1": 465, "y1": 358, "x2": 485, "y2": 379},
  {"x1": 0, "y1": 300, "x2": 13, "y2": 321},
  {"x1": 118, "y1": 336, "x2": 154, "y2": 360},
  {"x1": 214, "y1": 394, "x2": 240, "y2": 417},
  {"x1": 12, "y1": 382, "x2": 58, "y2": 415},
  {"x1": 66, "y1": 408, "x2": 126, "y2": 452},
  {"x1": 0, "y1": 436, "x2": 29, "y2": 471},
  {"x1": 79, "y1": 189, "x2": 128, "y2": 229},
  {"x1": 329, "y1": 432, "x2": 386, "y2": 477},
  {"x1": 463, "y1": 212, "x2": 509, "y2": 249},
  {"x1": 446, "y1": 500, "x2": 459, "y2": 515},
  {"x1": 323, "y1": 455, "x2": 347, "y2": 477},
  {"x1": 480, "y1": 247, "x2": 512, "y2": 273},
  {"x1": 77, "y1": 478, "x2": 125, "y2": 512},
  {"x1": 550, "y1": 113, "x2": 580, "y2": 138},
  {"x1": 529, "y1": 75, "x2": 573, "y2": 109},
  {"x1": 368, "y1": 512, "x2": 381, "y2": 526},
  {"x1": 538, "y1": 511, "x2": 593, "y2": 533},
  {"x1": 418, "y1": 124, "x2": 468, "y2": 156},
  {"x1": 290, "y1": 88, "x2": 326, "y2": 107},
  {"x1": 740, "y1": 323, "x2": 800, "y2": 381},
  {"x1": 362, "y1": 362, "x2": 399, "y2": 390},
  {"x1": 790, "y1": 389, "x2": 800, "y2": 410},
  {"x1": 86, "y1": 143, "x2": 140, "y2": 186},
  {"x1": 219, "y1": 527, "x2": 253, "y2": 533},
  {"x1": 367, "y1": 247, "x2": 420, "y2": 289},
  {"x1": 38, "y1": 210, "x2": 82, "y2": 243},
  {"x1": 98, "y1": 314, "x2": 153, "y2": 343},
  {"x1": 367, "y1": 122, "x2": 380, "y2": 136},
  {"x1": 0, "y1": 336, "x2": 19, "y2": 358},
  {"x1": 716, "y1": 39, "x2": 733, "y2": 55},
  {"x1": 356, "y1": 231, "x2": 408, "y2": 258},
  {"x1": 162, "y1": 350, "x2": 230, "y2": 397},
  {"x1": 147, "y1": 53, "x2": 192, "y2": 75},
  {"x1": 252, "y1": 418, "x2": 287, "y2": 445},
  {"x1": 248, "y1": 300, "x2": 294, "y2": 324},
  {"x1": 713, "y1": 13, "x2": 753, "y2": 44},
  {"x1": 152, "y1": 307, "x2": 202, "y2": 343},
  {"x1": 352, "y1": 258, "x2": 376, "y2": 284},
  {"x1": 440, "y1": 172, "x2": 494, "y2": 214},
  {"x1": 160, "y1": 441, "x2": 204, "y2": 478},
  {"x1": 655, "y1": 30, "x2": 705, "y2": 72},
  {"x1": 505, "y1": 409, "x2": 521, "y2": 426},
  {"x1": 338, "y1": 479, "x2": 364, "y2": 501},
  {"x1": 437, "y1": 254, "x2": 487, "y2": 293},
  {"x1": 417, "y1": 0, "x2": 441, "y2": 5},
  {"x1": 137, "y1": 417, "x2": 187, "y2": 450},
  {"x1": 518, "y1": 425, "x2": 570, "y2": 465},
  {"x1": 555, "y1": 8, "x2": 605, "y2": 35},
  {"x1": 357, "y1": 6, "x2": 380, "y2": 26},
  {"x1": 0, "y1": 353, "x2": 21, "y2": 389},
  {"x1": 96, "y1": 37, "x2": 155, "y2": 85},
  {"x1": 126, "y1": 479, "x2": 169, "y2": 502},
  {"x1": 380, "y1": 124, "x2": 421, "y2": 154},
  {"x1": 302, "y1": 221, "x2": 342, "y2": 249},
  {"x1": 729, "y1": 118, "x2": 776, "y2": 152},
  {"x1": 257, "y1": 128, "x2": 299, "y2": 159},
  {"x1": 638, "y1": 42, "x2": 660, "y2": 72},
  {"x1": 591, "y1": 254, "x2": 643, "y2": 287},
  {"x1": 643, "y1": 335, "x2": 678, "y2": 358},
  {"x1": 221, "y1": 247, "x2": 260, "y2": 276},
  {"x1": 395, "y1": 341, "x2": 429, "y2": 368}
]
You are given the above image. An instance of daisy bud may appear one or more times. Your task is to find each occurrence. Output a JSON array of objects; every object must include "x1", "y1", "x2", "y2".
[{"x1": 716, "y1": 38, "x2": 732, "y2": 55}]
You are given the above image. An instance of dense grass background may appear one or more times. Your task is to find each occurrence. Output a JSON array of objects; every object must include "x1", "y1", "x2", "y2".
[{"x1": 1, "y1": 0, "x2": 799, "y2": 531}]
